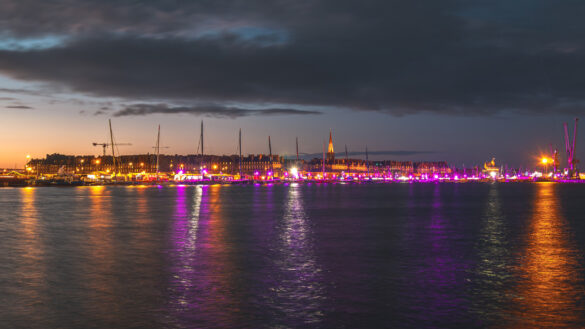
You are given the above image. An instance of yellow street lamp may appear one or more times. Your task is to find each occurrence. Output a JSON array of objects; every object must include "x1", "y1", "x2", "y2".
[{"x1": 541, "y1": 157, "x2": 550, "y2": 175}]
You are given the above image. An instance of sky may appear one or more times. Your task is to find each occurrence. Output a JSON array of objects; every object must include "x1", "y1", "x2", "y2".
[{"x1": 1, "y1": 0, "x2": 584, "y2": 168}]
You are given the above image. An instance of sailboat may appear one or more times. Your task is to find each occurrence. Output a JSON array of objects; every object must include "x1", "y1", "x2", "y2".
[
  {"x1": 266, "y1": 135, "x2": 281, "y2": 183},
  {"x1": 363, "y1": 145, "x2": 374, "y2": 183},
  {"x1": 232, "y1": 128, "x2": 251, "y2": 184}
]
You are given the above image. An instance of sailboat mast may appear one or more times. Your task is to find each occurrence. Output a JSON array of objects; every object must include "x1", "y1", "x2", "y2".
[
  {"x1": 239, "y1": 128, "x2": 242, "y2": 178},
  {"x1": 200, "y1": 120, "x2": 204, "y2": 172},
  {"x1": 109, "y1": 119, "x2": 116, "y2": 173},
  {"x1": 366, "y1": 145, "x2": 369, "y2": 176},
  {"x1": 155, "y1": 125, "x2": 161, "y2": 179},
  {"x1": 322, "y1": 141, "x2": 325, "y2": 178},
  {"x1": 345, "y1": 144, "x2": 349, "y2": 174},
  {"x1": 296, "y1": 137, "x2": 299, "y2": 162},
  {"x1": 268, "y1": 136, "x2": 273, "y2": 176}
]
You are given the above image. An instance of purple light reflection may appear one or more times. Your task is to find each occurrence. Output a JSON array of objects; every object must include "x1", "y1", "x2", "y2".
[
  {"x1": 402, "y1": 184, "x2": 469, "y2": 325},
  {"x1": 165, "y1": 185, "x2": 243, "y2": 328},
  {"x1": 166, "y1": 185, "x2": 199, "y2": 324}
]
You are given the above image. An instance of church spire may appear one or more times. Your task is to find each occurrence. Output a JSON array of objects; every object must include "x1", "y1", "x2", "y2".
[{"x1": 327, "y1": 129, "x2": 335, "y2": 161}]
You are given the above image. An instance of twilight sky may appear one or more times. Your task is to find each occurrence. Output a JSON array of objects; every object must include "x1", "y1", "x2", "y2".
[{"x1": 1, "y1": 0, "x2": 584, "y2": 168}]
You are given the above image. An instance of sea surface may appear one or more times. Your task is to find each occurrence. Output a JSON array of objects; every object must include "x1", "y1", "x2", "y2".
[{"x1": 1, "y1": 183, "x2": 585, "y2": 328}]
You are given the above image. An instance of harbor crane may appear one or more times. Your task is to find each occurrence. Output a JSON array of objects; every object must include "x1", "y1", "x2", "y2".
[
  {"x1": 564, "y1": 118, "x2": 579, "y2": 178},
  {"x1": 92, "y1": 142, "x2": 132, "y2": 157}
]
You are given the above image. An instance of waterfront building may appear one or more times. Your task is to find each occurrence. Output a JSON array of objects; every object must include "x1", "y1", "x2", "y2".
[{"x1": 27, "y1": 153, "x2": 285, "y2": 176}]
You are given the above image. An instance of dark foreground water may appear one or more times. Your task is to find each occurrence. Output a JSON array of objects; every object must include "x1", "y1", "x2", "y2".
[{"x1": 1, "y1": 183, "x2": 585, "y2": 329}]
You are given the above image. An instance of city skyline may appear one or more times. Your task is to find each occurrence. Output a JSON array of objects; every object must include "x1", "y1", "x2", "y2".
[{"x1": 2, "y1": 114, "x2": 580, "y2": 169}]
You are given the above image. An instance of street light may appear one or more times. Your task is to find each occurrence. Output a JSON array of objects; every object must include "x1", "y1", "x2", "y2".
[
  {"x1": 541, "y1": 157, "x2": 550, "y2": 175},
  {"x1": 25, "y1": 155, "x2": 31, "y2": 174}
]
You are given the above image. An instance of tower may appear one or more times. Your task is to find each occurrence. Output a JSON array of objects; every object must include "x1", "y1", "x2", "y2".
[{"x1": 327, "y1": 129, "x2": 335, "y2": 162}]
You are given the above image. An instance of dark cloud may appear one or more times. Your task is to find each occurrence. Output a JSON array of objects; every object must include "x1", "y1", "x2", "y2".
[
  {"x1": 6, "y1": 105, "x2": 33, "y2": 109},
  {"x1": 111, "y1": 103, "x2": 321, "y2": 118},
  {"x1": 0, "y1": 1, "x2": 584, "y2": 115},
  {"x1": 92, "y1": 106, "x2": 112, "y2": 116},
  {"x1": 0, "y1": 87, "x2": 44, "y2": 96}
]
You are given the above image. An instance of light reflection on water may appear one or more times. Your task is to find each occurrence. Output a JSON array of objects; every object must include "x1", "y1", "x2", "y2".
[
  {"x1": 411, "y1": 184, "x2": 468, "y2": 325},
  {"x1": 85, "y1": 185, "x2": 118, "y2": 325},
  {"x1": 508, "y1": 183, "x2": 585, "y2": 327},
  {"x1": 167, "y1": 185, "x2": 244, "y2": 328},
  {"x1": 168, "y1": 185, "x2": 201, "y2": 311},
  {"x1": 167, "y1": 185, "x2": 203, "y2": 326},
  {"x1": 270, "y1": 183, "x2": 325, "y2": 326},
  {"x1": 1, "y1": 184, "x2": 585, "y2": 328},
  {"x1": 18, "y1": 187, "x2": 43, "y2": 280},
  {"x1": 471, "y1": 184, "x2": 513, "y2": 325},
  {"x1": 11, "y1": 188, "x2": 48, "y2": 325}
]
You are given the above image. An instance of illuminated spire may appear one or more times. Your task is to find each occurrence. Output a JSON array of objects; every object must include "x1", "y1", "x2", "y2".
[
  {"x1": 327, "y1": 129, "x2": 335, "y2": 161},
  {"x1": 328, "y1": 129, "x2": 334, "y2": 153}
]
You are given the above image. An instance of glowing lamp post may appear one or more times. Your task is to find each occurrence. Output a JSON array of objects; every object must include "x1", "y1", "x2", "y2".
[
  {"x1": 25, "y1": 155, "x2": 31, "y2": 174},
  {"x1": 541, "y1": 157, "x2": 549, "y2": 175}
]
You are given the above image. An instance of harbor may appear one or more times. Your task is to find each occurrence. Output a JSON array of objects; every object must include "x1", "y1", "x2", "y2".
[
  {"x1": 2, "y1": 118, "x2": 582, "y2": 187},
  {"x1": 4, "y1": 2, "x2": 585, "y2": 328}
]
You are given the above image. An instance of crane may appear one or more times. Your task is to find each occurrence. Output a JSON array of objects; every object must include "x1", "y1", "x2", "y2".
[
  {"x1": 564, "y1": 118, "x2": 579, "y2": 178},
  {"x1": 92, "y1": 142, "x2": 132, "y2": 157}
]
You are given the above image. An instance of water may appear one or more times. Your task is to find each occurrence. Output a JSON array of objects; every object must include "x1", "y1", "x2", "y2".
[{"x1": 1, "y1": 183, "x2": 585, "y2": 328}]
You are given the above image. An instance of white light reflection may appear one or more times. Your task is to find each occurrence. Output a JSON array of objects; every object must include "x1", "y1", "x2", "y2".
[
  {"x1": 271, "y1": 184, "x2": 325, "y2": 326},
  {"x1": 471, "y1": 184, "x2": 512, "y2": 323},
  {"x1": 168, "y1": 186, "x2": 202, "y2": 314}
]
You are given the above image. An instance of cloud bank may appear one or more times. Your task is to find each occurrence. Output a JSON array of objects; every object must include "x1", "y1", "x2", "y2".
[
  {"x1": 5, "y1": 105, "x2": 33, "y2": 109},
  {"x1": 111, "y1": 103, "x2": 321, "y2": 118},
  {"x1": 0, "y1": 0, "x2": 584, "y2": 116}
]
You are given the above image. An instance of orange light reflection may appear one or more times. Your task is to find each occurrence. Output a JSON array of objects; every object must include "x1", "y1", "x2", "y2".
[
  {"x1": 511, "y1": 183, "x2": 585, "y2": 327},
  {"x1": 85, "y1": 185, "x2": 118, "y2": 324},
  {"x1": 15, "y1": 187, "x2": 48, "y2": 322}
]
